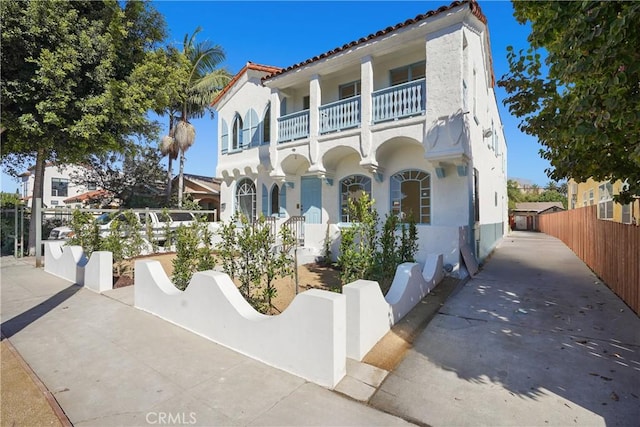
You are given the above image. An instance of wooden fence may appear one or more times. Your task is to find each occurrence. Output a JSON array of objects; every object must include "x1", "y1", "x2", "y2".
[{"x1": 538, "y1": 205, "x2": 639, "y2": 315}]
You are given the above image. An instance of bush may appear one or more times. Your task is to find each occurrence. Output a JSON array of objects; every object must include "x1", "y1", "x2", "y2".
[
  {"x1": 337, "y1": 195, "x2": 419, "y2": 293},
  {"x1": 171, "y1": 218, "x2": 215, "y2": 290},
  {"x1": 216, "y1": 214, "x2": 295, "y2": 314}
]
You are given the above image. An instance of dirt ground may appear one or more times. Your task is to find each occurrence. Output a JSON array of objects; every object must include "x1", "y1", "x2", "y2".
[{"x1": 125, "y1": 253, "x2": 342, "y2": 312}]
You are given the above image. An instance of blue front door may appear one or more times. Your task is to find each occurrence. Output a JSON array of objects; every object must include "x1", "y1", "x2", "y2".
[{"x1": 301, "y1": 176, "x2": 322, "y2": 224}]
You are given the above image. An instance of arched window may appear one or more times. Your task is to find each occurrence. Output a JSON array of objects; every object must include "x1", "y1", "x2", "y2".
[
  {"x1": 262, "y1": 103, "x2": 271, "y2": 144},
  {"x1": 270, "y1": 184, "x2": 280, "y2": 216},
  {"x1": 390, "y1": 170, "x2": 431, "y2": 224},
  {"x1": 340, "y1": 175, "x2": 372, "y2": 222},
  {"x1": 232, "y1": 114, "x2": 243, "y2": 150},
  {"x1": 236, "y1": 178, "x2": 256, "y2": 221}
]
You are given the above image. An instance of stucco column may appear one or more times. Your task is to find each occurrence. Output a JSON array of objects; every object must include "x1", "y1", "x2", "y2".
[
  {"x1": 270, "y1": 89, "x2": 284, "y2": 178},
  {"x1": 359, "y1": 55, "x2": 373, "y2": 160},
  {"x1": 309, "y1": 74, "x2": 321, "y2": 167}
]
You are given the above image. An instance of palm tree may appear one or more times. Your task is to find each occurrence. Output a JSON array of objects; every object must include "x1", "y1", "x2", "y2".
[
  {"x1": 159, "y1": 115, "x2": 178, "y2": 203},
  {"x1": 159, "y1": 27, "x2": 231, "y2": 207}
]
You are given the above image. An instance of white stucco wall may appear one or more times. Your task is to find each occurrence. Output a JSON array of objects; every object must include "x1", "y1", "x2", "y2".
[{"x1": 22, "y1": 164, "x2": 97, "y2": 209}]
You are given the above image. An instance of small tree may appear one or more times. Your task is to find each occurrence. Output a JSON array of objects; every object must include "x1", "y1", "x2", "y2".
[
  {"x1": 375, "y1": 213, "x2": 401, "y2": 292},
  {"x1": 337, "y1": 193, "x2": 379, "y2": 285},
  {"x1": 216, "y1": 214, "x2": 296, "y2": 314},
  {"x1": 101, "y1": 211, "x2": 145, "y2": 277},
  {"x1": 400, "y1": 214, "x2": 418, "y2": 263},
  {"x1": 171, "y1": 224, "x2": 201, "y2": 290},
  {"x1": 67, "y1": 210, "x2": 100, "y2": 256}
]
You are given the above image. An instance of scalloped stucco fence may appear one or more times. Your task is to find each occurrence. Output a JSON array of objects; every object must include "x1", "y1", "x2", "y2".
[
  {"x1": 133, "y1": 253, "x2": 444, "y2": 387},
  {"x1": 134, "y1": 260, "x2": 346, "y2": 388},
  {"x1": 343, "y1": 253, "x2": 444, "y2": 360},
  {"x1": 43, "y1": 241, "x2": 113, "y2": 293}
]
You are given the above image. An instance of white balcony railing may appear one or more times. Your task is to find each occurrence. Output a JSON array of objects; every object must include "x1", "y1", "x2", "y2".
[
  {"x1": 372, "y1": 78, "x2": 425, "y2": 123},
  {"x1": 319, "y1": 96, "x2": 361, "y2": 134},
  {"x1": 278, "y1": 110, "x2": 309, "y2": 143}
]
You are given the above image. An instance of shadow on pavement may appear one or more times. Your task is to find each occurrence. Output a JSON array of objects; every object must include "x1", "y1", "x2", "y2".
[{"x1": 1, "y1": 284, "x2": 81, "y2": 339}]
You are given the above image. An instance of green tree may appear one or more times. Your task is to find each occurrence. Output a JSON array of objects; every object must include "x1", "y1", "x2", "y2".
[
  {"x1": 70, "y1": 142, "x2": 166, "y2": 208},
  {"x1": 498, "y1": 1, "x2": 640, "y2": 204},
  {"x1": 159, "y1": 27, "x2": 231, "y2": 207},
  {"x1": 1, "y1": 0, "x2": 169, "y2": 254},
  {"x1": 507, "y1": 179, "x2": 523, "y2": 210}
]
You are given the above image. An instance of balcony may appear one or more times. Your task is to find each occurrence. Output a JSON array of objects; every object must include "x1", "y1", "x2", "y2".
[
  {"x1": 278, "y1": 110, "x2": 309, "y2": 143},
  {"x1": 276, "y1": 79, "x2": 426, "y2": 143},
  {"x1": 372, "y1": 79, "x2": 425, "y2": 124},
  {"x1": 319, "y1": 96, "x2": 361, "y2": 134}
]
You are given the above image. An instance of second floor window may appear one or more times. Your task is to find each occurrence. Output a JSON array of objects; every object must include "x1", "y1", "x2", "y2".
[
  {"x1": 390, "y1": 61, "x2": 425, "y2": 86},
  {"x1": 339, "y1": 81, "x2": 361, "y2": 99},
  {"x1": 263, "y1": 104, "x2": 271, "y2": 144},
  {"x1": 598, "y1": 182, "x2": 613, "y2": 219},
  {"x1": 51, "y1": 178, "x2": 69, "y2": 197},
  {"x1": 303, "y1": 96, "x2": 310, "y2": 110},
  {"x1": 232, "y1": 115, "x2": 243, "y2": 150}
]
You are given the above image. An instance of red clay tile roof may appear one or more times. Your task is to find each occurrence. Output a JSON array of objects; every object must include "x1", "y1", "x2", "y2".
[
  {"x1": 263, "y1": 0, "x2": 487, "y2": 82},
  {"x1": 63, "y1": 189, "x2": 110, "y2": 204},
  {"x1": 211, "y1": 62, "x2": 282, "y2": 107}
]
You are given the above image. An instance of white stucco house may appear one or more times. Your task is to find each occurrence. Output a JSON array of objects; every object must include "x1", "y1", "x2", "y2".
[
  {"x1": 213, "y1": 0, "x2": 507, "y2": 273},
  {"x1": 19, "y1": 163, "x2": 104, "y2": 209}
]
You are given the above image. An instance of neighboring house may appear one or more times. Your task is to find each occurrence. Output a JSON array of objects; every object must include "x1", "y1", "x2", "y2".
[
  {"x1": 171, "y1": 174, "x2": 221, "y2": 219},
  {"x1": 213, "y1": 0, "x2": 508, "y2": 272},
  {"x1": 510, "y1": 202, "x2": 564, "y2": 231},
  {"x1": 567, "y1": 178, "x2": 638, "y2": 224},
  {"x1": 19, "y1": 163, "x2": 102, "y2": 209}
]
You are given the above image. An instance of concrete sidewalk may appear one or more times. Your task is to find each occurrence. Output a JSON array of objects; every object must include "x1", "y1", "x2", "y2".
[
  {"x1": 371, "y1": 231, "x2": 640, "y2": 426},
  {"x1": 0, "y1": 256, "x2": 411, "y2": 426}
]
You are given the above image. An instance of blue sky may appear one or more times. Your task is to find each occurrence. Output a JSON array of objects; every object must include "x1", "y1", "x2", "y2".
[{"x1": 1, "y1": 0, "x2": 552, "y2": 193}]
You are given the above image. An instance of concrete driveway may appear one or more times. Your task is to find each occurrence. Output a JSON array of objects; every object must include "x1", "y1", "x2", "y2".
[{"x1": 371, "y1": 231, "x2": 640, "y2": 426}]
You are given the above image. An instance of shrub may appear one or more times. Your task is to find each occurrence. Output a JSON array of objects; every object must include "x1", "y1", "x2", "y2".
[
  {"x1": 337, "y1": 195, "x2": 419, "y2": 293},
  {"x1": 216, "y1": 214, "x2": 295, "y2": 314},
  {"x1": 101, "y1": 211, "x2": 145, "y2": 277},
  {"x1": 171, "y1": 217, "x2": 216, "y2": 290},
  {"x1": 68, "y1": 210, "x2": 100, "y2": 256}
]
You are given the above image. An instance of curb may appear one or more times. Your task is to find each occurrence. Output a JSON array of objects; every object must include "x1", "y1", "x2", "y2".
[{"x1": 1, "y1": 335, "x2": 72, "y2": 427}]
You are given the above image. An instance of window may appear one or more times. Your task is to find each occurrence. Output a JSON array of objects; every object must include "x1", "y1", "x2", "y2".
[
  {"x1": 589, "y1": 189, "x2": 594, "y2": 206},
  {"x1": 340, "y1": 175, "x2": 372, "y2": 222},
  {"x1": 87, "y1": 182, "x2": 97, "y2": 190},
  {"x1": 390, "y1": 61, "x2": 425, "y2": 86},
  {"x1": 232, "y1": 114, "x2": 243, "y2": 150},
  {"x1": 270, "y1": 184, "x2": 279, "y2": 216},
  {"x1": 598, "y1": 182, "x2": 613, "y2": 219},
  {"x1": 583, "y1": 191, "x2": 587, "y2": 207},
  {"x1": 303, "y1": 96, "x2": 310, "y2": 110},
  {"x1": 236, "y1": 178, "x2": 256, "y2": 221},
  {"x1": 262, "y1": 104, "x2": 271, "y2": 144},
  {"x1": 51, "y1": 178, "x2": 69, "y2": 197},
  {"x1": 621, "y1": 203, "x2": 632, "y2": 224},
  {"x1": 390, "y1": 170, "x2": 431, "y2": 224},
  {"x1": 339, "y1": 81, "x2": 361, "y2": 100}
]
